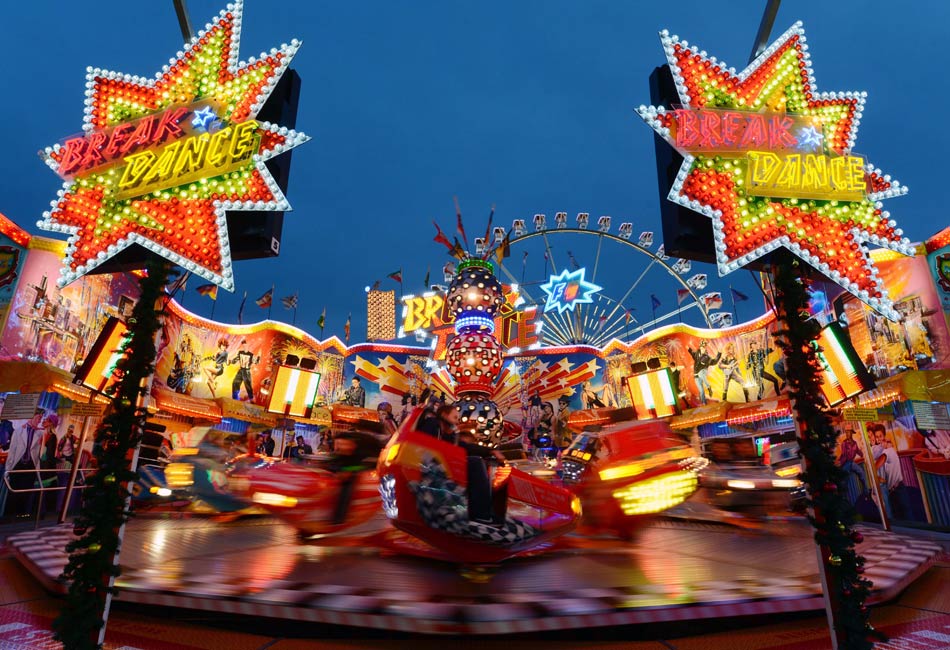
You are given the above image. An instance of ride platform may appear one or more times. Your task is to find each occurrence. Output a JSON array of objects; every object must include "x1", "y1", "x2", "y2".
[{"x1": 8, "y1": 515, "x2": 941, "y2": 635}]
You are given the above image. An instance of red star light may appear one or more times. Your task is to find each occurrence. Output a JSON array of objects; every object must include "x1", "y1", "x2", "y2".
[
  {"x1": 638, "y1": 22, "x2": 912, "y2": 319},
  {"x1": 39, "y1": 0, "x2": 309, "y2": 291}
]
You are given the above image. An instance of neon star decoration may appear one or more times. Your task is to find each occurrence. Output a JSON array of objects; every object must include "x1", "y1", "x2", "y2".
[
  {"x1": 39, "y1": 1, "x2": 309, "y2": 291},
  {"x1": 540, "y1": 268, "x2": 603, "y2": 314},
  {"x1": 638, "y1": 22, "x2": 912, "y2": 320}
]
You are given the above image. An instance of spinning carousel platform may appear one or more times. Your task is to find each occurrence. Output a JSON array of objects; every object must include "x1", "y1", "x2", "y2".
[{"x1": 7, "y1": 515, "x2": 941, "y2": 635}]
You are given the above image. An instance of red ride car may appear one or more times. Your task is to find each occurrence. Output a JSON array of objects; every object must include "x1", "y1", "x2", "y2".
[
  {"x1": 377, "y1": 408, "x2": 581, "y2": 564},
  {"x1": 560, "y1": 409, "x2": 704, "y2": 537}
]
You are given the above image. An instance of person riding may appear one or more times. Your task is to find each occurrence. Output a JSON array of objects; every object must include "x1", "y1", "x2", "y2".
[{"x1": 326, "y1": 431, "x2": 382, "y2": 524}]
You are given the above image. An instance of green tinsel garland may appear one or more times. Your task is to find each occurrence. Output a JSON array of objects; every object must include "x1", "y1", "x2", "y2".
[
  {"x1": 52, "y1": 260, "x2": 171, "y2": 650},
  {"x1": 773, "y1": 258, "x2": 883, "y2": 650}
]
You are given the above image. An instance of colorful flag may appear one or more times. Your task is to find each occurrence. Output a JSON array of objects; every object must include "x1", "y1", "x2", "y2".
[
  {"x1": 650, "y1": 294, "x2": 661, "y2": 310},
  {"x1": 598, "y1": 314, "x2": 608, "y2": 331},
  {"x1": 424, "y1": 266, "x2": 430, "y2": 288},
  {"x1": 624, "y1": 309, "x2": 632, "y2": 324},
  {"x1": 237, "y1": 291, "x2": 247, "y2": 324},
  {"x1": 344, "y1": 313, "x2": 351, "y2": 343},
  {"x1": 256, "y1": 287, "x2": 273, "y2": 309},
  {"x1": 481, "y1": 205, "x2": 494, "y2": 258},
  {"x1": 387, "y1": 269, "x2": 403, "y2": 284},
  {"x1": 449, "y1": 237, "x2": 466, "y2": 260},
  {"x1": 317, "y1": 307, "x2": 326, "y2": 330},
  {"x1": 677, "y1": 288, "x2": 690, "y2": 305},
  {"x1": 702, "y1": 292, "x2": 724, "y2": 310},
  {"x1": 731, "y1": 287, "x2": 750, "y2": 302},
  {"x1": 371, "y1": 279, "x2": 381, "y2": 291},
  {"x1": 166, "y1": 272, "x2": 189, "y2": 296},
  {"x1": 281, "y1": 293, "x2": 298, "y2": 310},
  {"x1": 432, "y1": 220, "x2": 454, "y2": 252},
  {"x1": 495, "y1": 232, "x2": 511, "y2": 262},
  {"x1": 196, "y1": 283, "x2": 218, "y2": 300},
  {"x1": 454, "y1": 196, "x2": 469, "y2": 249},
  {"x1": 567, "y1": 251, "x2": 580, "y2": 271}
]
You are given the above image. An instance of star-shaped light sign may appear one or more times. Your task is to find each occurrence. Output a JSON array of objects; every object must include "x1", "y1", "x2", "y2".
[
  {"x1": 540, "y1": 268, "x2": 602, "y2": 314},
  {"x1": 638, "y1": 22, "x2": 912, "y2": 320},
  {"x1": 39, "y1": 0, "x2": 309, "y2": 291}
]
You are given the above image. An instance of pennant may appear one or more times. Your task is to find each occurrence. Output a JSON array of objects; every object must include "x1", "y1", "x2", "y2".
[
  {"x1": 317, "y1": 307, "x2": 326, "y2": 330},
  {"x1": 281, "y1": 293, "x2": 299, "y2": 310},
  {"x1": 522, "y1": 250, "x2": 529, "y2": 267},
  {"x1": 256, "y1": 287, "x2": 273, "y2": 309},
  {"x1": 731, "y1": 287, "x2": 750, "y2": 302},
  {"x1": 567, "y1": 251, "x2": 580, "y2": 271},
  {"x1": 371, "y1": 279, "x2": 381, "y2": 291},
  {"x1": 432, "y1": 220, "x2": 454, "y2": 252},
  {"x1": 624, "y1": 309, "x2": 633, "y2": 324},
  {"x1": 166, "y1": 272, "x2": 189, "y2": 296},
  {"x1": 481, "y1": 205, "x2": 494, "y2": 259},
  {"x1": 344, "y1": 313, "x2": 352, "y2": 343},
  {"x1": 455, "y1": 197, "x2": 469, "y2": 249},
  {"x1": 677, "y1": 288, "x2": 690, "y2": 305},
  {"x1": 651, "y1": 294, "x2": 661, "y2": 310},
  {"x1": 387, "y1": 269, "x2": 403, "y2": 284},
  {"x1": 237, "y1": 291, "x2": 247, "y2": 324},
  {"x1": 196, "y1": 283, "x2": 218, "y2": 300},
  {"x1": 702, "y1": 292, "x2": 724, "y2": 311},
  {"x1": 449, "y1": 237, "x2": 466, "y2": 260},
  {"x1": 424, "y1": 266, "x2": 430, "y2": 289},
  {"x1": 495, "y1": 232, "x2": 511, "y2": 262},
  {"x1": 443, "y1": 261, "x2": 456, "y2": 280}
]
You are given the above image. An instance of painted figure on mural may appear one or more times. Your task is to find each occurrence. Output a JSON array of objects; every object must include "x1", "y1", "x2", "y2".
[
  {"x1": 667, "y1": 360, "x2": 690, "y2": 409},
  {"x1": 581, "y1": 381, "x2": 606, "y2": 409},
  {"x1": 341, "y1": 377, "x2": 365, "y2": 407},
  {"x1": 688, "y1": 340, "x2": 720, "y2": 405},
  {"x1": 4, "y1": 410, "x2": 45, "y2": 516},
  {"x1": 836, "y1": 428, "x2": 868, "y2": 493},
  {"x1": 230, "y1": 340, "x2": 260, "y2": 401},
  {"x1": 167, "y1": 334, "x2": 200, "y2": 395},
  {"x1": 746, "y1": 340, "x2": 781, "y2": 400},
  {"x1": 203, "y1": 337, "x2": 230, "y2": 398},
  {"x1": 920, "y1": 429, "x2": 950, "y2": 459},
  {"x1": 555, "y1": 395, "x2": 573, "y2": 448},
  {"x1": 718, "y1": 343, "x2": 749, "y2": 402},
  {"x1": 599, "y1": 368, "x2": 618, "y2": 408}
]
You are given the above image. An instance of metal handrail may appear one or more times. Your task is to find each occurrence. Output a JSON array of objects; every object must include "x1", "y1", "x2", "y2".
[{"x1": 2, "y1": 467, "x2": 96, "y2": 493}]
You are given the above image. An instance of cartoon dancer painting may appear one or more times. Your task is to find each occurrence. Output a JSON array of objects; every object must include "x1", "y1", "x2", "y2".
[
  {"x1": 203, "y1": 338, "x2": 230, "y2": 398},
  {"x1": 230, "y1": 339, "x2": 260, "y2": 401},
  {"x1": 687, "y1": 340, "x2": 720, "y2": 405}
]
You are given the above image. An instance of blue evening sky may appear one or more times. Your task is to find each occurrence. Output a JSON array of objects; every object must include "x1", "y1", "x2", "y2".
[{"x1": 0, "y1": 1, "x2": 945, "y2": 342}]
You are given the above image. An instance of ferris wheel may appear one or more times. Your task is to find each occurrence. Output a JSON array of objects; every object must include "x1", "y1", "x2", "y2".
[{"x1": 477, "y1": 212, "x2": 729, "y2": 348}]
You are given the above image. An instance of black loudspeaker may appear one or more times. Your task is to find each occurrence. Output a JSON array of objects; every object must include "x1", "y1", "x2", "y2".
[
  {"x1": 631, "y1": 361, "x2": 648, "y2": 374},
  {"x1": 646, "y1": 357, "x2": 662, "y2": 370},
  {"x1": 299, "y1": 357, "x2": 317, "y2": 370},
  {"x1": 284, "y1": 354, "x2": 300, "y2": 367}
]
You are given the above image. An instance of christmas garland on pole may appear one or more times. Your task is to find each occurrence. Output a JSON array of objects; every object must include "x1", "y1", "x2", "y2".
[
  {"x1": 53, "y1": 260, "x2": 171, "y2": 650},
  {"x1": 772, "y1": 258, "x2": 881, "y2": 650}
]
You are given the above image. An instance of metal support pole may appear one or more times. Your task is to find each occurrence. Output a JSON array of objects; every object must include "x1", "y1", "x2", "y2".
[
  {"x1": 58, "y1": 394, "x2": 97, "y2": 524},
  {"x1": 173, "y1": 0, "x2": 195, "y2": 41},
  {"x1": 748, "y1": 0, "x2": 782, "y2": 63}
]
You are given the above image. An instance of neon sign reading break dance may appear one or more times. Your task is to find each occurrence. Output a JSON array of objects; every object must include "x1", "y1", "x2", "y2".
[{"x1": 668, "y1": 108, "x2": 866, "y2": 202}]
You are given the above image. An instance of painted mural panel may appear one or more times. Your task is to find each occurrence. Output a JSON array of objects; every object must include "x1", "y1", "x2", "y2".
[
  {"x1": 153, "y1": 302, "x2": 346, "y2": 407},
  {"x1": 809, "y1": 252, "x2": 950, "y2": 375},
  {"x1": 0, "y1": 243, "x2": 140, "y2": 372},
  {"x1": 0, "y1": 234, "x2": 25, "y2": 335},
  {"x1": 603, "y1": 314, "x2": 785, "y2": 409}
]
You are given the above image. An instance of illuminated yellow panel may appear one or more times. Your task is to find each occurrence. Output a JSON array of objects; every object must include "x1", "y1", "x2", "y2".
[
  {"x1": 367, "y1": 290, "x2": 397, "y2": 341},
  {"x1": 626, "y1": 369, "x2": 678, "y2": 419},
  {"x1": 817, "y1": 326, "x2": 865, "y2": 404},
  {"x1": 79, "y1": 320, "x2": 129, "y2": 393},
  {"x1": 267, "y1": 366, "x2": 322, "y2": 418},
  {"x1": 164, "y1": 463, "x2": 194, "y2": 488},
  {"x1": 611, "y1": 471, "x2": 698, "y2": 515},
  {"x1": 746, "y1": 151, "x2": 866, "y2": 202}
]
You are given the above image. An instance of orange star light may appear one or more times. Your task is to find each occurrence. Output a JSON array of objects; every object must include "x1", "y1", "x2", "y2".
[
  {"x1": 39, "y1": 0, "x2": 309, "y2": 291},
  {"x1": 638, "y1": 22, "x2": 912, "y2": 320}
]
